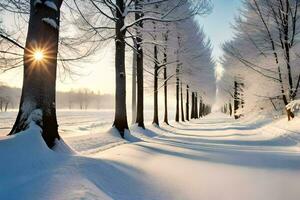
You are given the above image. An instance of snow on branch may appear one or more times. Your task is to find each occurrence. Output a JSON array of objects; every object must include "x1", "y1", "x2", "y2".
[
  {"x1": 286, "y1": 100, "x2": 300, "y2": 112},
  {"x1": 34, "y1": 0, "x2": 58, "y2": 12},
  {"x1": 42, "y1": 18, "x2": 58, "y2": 29},
  {"x1": 44, "y1": 1, "x2": 58, "y2": 11},
  {"x1": 33, "y1": 0, "x2": 42, "y2": 7}
]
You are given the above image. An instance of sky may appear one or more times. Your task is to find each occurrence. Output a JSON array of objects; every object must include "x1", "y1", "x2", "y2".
[
  {"x1": 0, "y1": 0, "x2": 242, "y2": 95},
  {"x1": 200, "y1": 0, "x2": 242, "y2": 59},
  {"x1": 199, "y1": 0, "x2": 242, "y2": 81}
]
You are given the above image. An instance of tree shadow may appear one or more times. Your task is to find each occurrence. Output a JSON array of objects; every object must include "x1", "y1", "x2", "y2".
[
  {"x1": 74, "y1": 156, "x2": 172, "y2": 200},
  {"x1": 135, "y1": 142, "x2": 300, "y2": 171},
  {"x1": 157, "y1": 125, "x2": 258, "y2": 138}
]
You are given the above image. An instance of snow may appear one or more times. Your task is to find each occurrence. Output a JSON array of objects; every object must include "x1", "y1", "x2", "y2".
[
  {"x1": 42, "y1": 18, "x2": 58, "y2": 29},
  {"x1": 34, "y1": 0, "x2": 58, "y2": 11},
  {"x1": 33, "y1": 0, "x2": 42, "y2": 7},
  {"x1": 286, "y1": 99, "x2": 300, "y2": 112},
  {"x1": 0, "y1": 111, "x2": 300, "y2": 199},
  {"x1": 44, "y1": 1, "x2": 58, "y2": 11},
  {"x1": 27, "y1": 109, "x2": 42, "y2": 124}
]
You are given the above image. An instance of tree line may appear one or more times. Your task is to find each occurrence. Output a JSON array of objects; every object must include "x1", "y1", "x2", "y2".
[
  {"x1": 219, "y1": 0, "x2": 300, "y2": 120},
  {"x1": 0, "y1": 0, "x2": 215, "y2": 149}
]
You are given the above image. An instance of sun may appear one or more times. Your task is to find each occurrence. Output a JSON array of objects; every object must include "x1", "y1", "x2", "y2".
[{"x1": 34, "y1": 50, "x2": 44, "y2": 61}]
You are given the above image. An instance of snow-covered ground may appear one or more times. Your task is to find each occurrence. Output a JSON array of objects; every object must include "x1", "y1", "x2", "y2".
[{"x1": 0, "y1": 111, "x2": 300, "y2": 200}]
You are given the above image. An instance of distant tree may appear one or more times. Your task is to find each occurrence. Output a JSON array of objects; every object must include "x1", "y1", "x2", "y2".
[{"x1": 186, "y1": 85, "x2": 190, "y2": 121}]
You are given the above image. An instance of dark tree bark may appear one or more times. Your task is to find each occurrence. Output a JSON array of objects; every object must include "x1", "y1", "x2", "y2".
[
  {"x1": 195, "y1": 93, "x2": 198, "y2": 118},
  {"x1": 113, "y1": 0, "x2": 129, "y2": 137},
  {"x1": 135, "y1": 1, "x2": 145, "y2": 129},
  {"x1": 152, "y1": 21, "x2": 159, "y2": 126},
  {"x1": 283, "y1": 0, "x2": 293, "y2": 99},
  {"x1": 199, "y1": 98, "x2": 203, "y2": 118},
  {"x1": 131, "y1": 40, "x2": 137, "y2": 124},
  {"x1": 234, "y1": 81, "x2": 239, "y2": 119},
  {"x1": 229, "y1": 101, "x2": 232, "y2": 116},
  {"x1": 281, "y1": 0, "x2": 295, "y2": 120},
  {"x1": 153, "y1": 43, "x2": 159, "y2": 125},
  {"x1": 191, "y1": 92, "x2": 195, "y2": 119},
  {"x1": 9, "y1": 0, "x2": 63, "y2": 149},
  {"x1": 163, "y1": 30, "x2": 169, "y2": 125},
  {"x1": 186, "y1": 85, "x2": 189, "y2": 121},
  {"x1": 175, "y1": 64, "x2": 180, "y2": 122},
  {"x1": 180, "y1": 81, "x2": 185, "y2": 122}
]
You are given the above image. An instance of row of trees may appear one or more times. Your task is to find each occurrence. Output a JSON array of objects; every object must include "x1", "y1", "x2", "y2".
[
  {"x1": 219, "y1": 0, "x2": 300, "y2": 120},
  {"x1": 0, "y1": 85, "x2": 114, "y2": 110},
  {"x1": 0, "y1": 0, "x2": 216, "y2": 149}
]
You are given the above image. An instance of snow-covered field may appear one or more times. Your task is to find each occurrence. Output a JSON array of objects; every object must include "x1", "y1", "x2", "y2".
[{"x1": 0, "y1": 111, "x2": 300, "y2": 200}]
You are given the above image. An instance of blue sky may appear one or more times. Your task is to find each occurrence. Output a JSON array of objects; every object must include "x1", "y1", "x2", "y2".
[{"x1": 198, "y1": 0, "x2": 242, "y2": 60}]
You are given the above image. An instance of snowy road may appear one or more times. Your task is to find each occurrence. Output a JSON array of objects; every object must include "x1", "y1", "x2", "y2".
[
  {"x1": 89, "y1": 113, "x2": 300, "y2": 200},
  {"x1": 1, "y1": 112, "x2": 300, "y2": 200}
]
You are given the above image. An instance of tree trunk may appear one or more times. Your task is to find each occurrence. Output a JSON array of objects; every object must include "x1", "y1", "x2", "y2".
[
  {"x1": 5, "y1": 102, "x2": 8, "y2": 112},
  {"x1": 131, "y1": 40, "x2": 137, "y2": 124},
  {"x1": 135, "y1": 1, "x2": 145, "y2": 129},
  {"x1": 113, "y1": 0, "x2": 128, "y2": 137},
  {"x1": 195, "y1": 93, "x2": 198, "y2": 118},
  {"x1": 234, "y1": 81, "x2": 239, "y2": 119},
  {"x1": 175, "y1": 65, "x2": 180, "y2": 122},
  {"x1": 283, "y1": 1, "x2": 293, "y2": 99},
  {"x1": 203, "y1": 104, "x2": 207, "y2": 116},
  {"x1": 0, "y1": 100, "x2": 2, "y2": 112},
  {"x1": 163, "y1": 46, "x2": 169, "y2": 125},
  {"x1": 282, "y1": 1, "x2": 294, "y2": 120},
  {"x1": 199, "y1": 98, "x2": 203, "y2": 118},
  {"x1": 153, "y1": 43, "x2": 159, "y2": 126},
  {"x1": 186, "y1": 85, "x2": 189, "y2": 121},
  {"x1": 9, "y1": 0, "x2": 63, "y2": 149},
  {"x1": 191, "y1": 92, "x2": 195, "y2": 119},
  {"x1": 180, "y1": 81, "x2": 185, "y2": 122},
  {"x1": 229, "y1": 101, "x2": 232, "y2": 116}
]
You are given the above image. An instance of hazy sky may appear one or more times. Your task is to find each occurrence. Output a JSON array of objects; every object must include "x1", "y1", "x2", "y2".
[
  {"x1": 200, "y1": 0, "x2": 242, "y2": 59},
  {"x1": 0, "y1": 0, "x2": 242, "y2": 94}
]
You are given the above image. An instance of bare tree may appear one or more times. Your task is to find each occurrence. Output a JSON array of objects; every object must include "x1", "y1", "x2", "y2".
[{"x1": 7, "y1": 0, "x2": 63, "y2": 148}]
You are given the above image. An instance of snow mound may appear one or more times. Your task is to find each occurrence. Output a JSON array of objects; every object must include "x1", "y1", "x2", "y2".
[
  {"x1": 0, "y1": 122, "x2": 52, "y2": 163},
  {"x1": 130, "y1": 124, "x2": 159, "y2": 139},
  {"x1": 0, "y1": 121, "x2": 62, "y2": 197},
  {"x1": 53, "y1": 137, "x2": 75, "y2": 154},
  {"x1": 109, "y1": 127, "x2": 141, "y2": 142}
]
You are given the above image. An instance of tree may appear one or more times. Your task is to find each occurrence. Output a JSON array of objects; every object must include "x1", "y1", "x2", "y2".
[
  {"x1": 8, "y1": 0, "x2": 63, "y2": 148},
  {"x1": 132, "y1": 41, "x2": 137, "y2": 124},
  {"x1": 221, "y1": 0, "x2": 300, "y2": 120},
  {"x1": 80, "y1": 0, "x2": 212, "y2": 132},
  {"x1": 113, "y1": 0, "x2": 129, "y2": 136},
  {"x1": 180, "y1": 81, "x2": 185, "y2": 121},
  {"x1": 186, "y1": 85, "x2": 190, "y2": 121},
  {"x1": 163, "y1": 30, "x2": 169, "y2": 125}
]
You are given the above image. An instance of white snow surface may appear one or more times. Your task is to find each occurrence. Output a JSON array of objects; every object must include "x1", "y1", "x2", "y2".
[{"x1": 0, "y1": 111, "x2": 300, "y2": 200}]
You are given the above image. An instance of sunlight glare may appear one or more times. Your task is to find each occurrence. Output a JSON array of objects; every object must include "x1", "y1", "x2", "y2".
[{"x1": 34, "y1": 50, "x2": 44, "y2": 61}]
